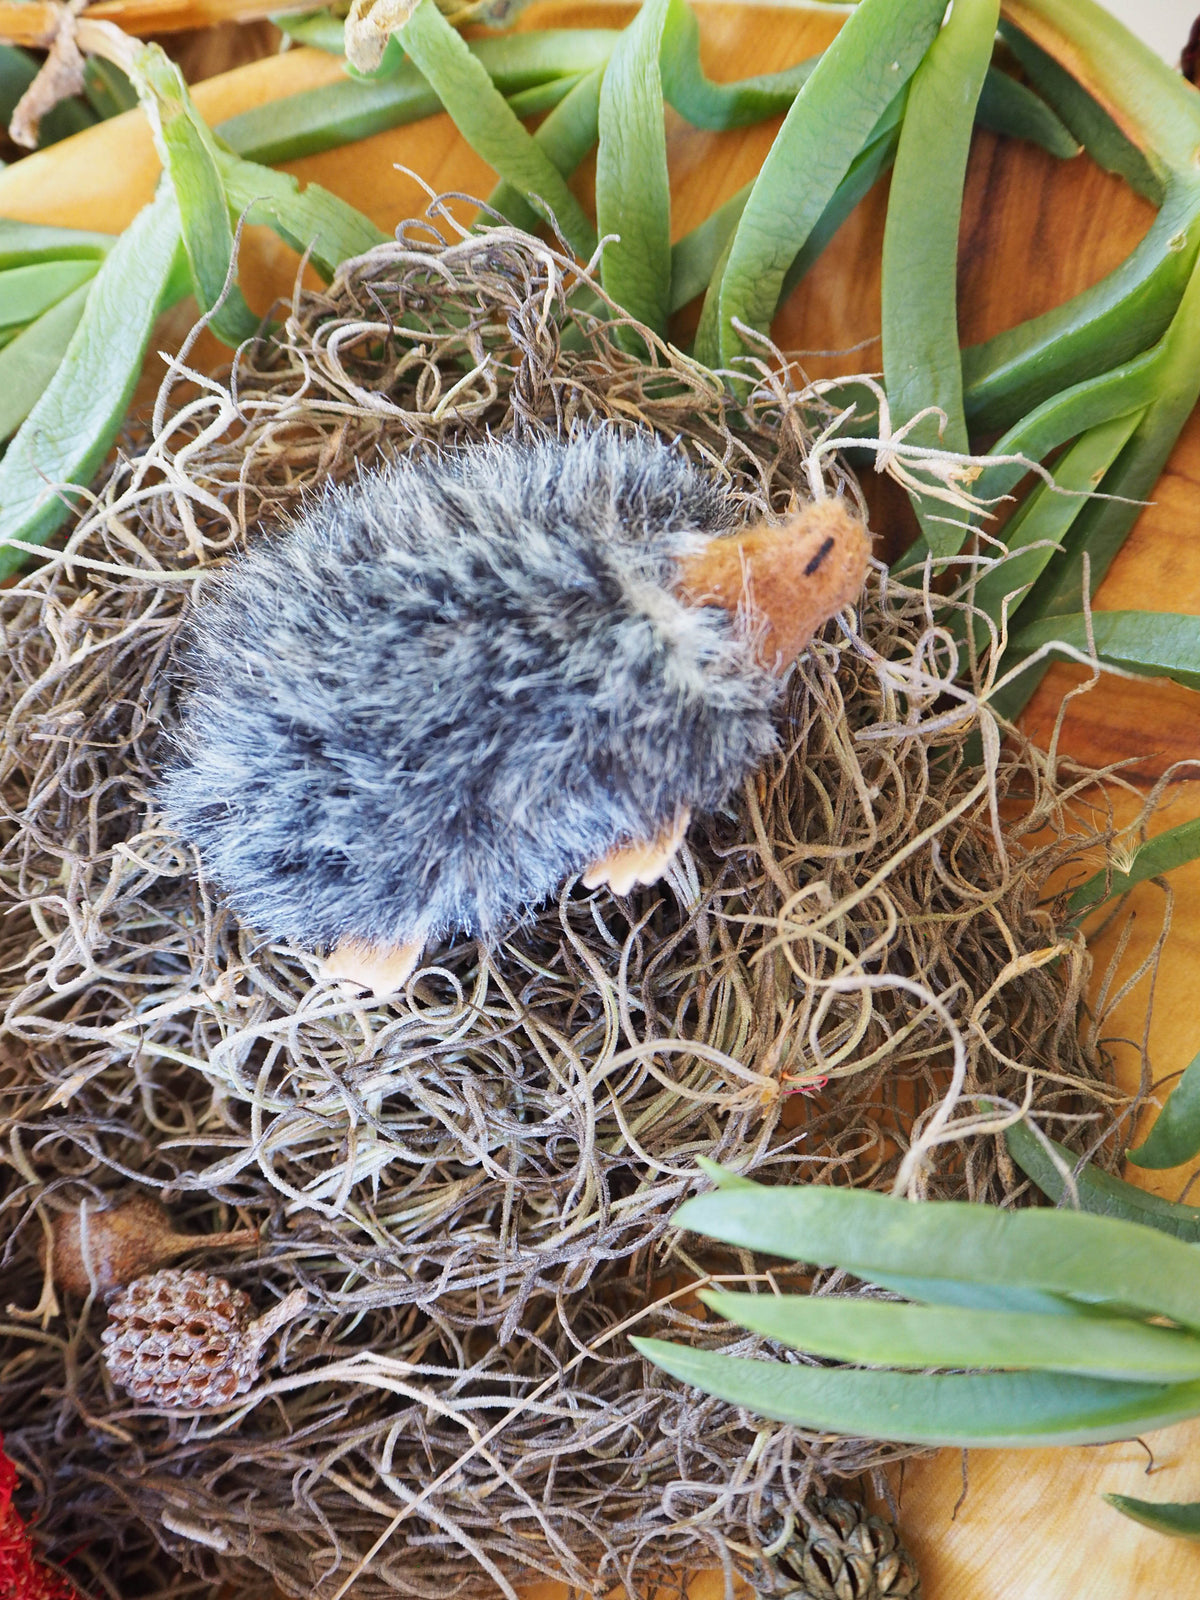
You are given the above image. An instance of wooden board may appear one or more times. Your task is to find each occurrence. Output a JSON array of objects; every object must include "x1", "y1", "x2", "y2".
[{"x1": 1, "y1": 6, "x2": 1199, "y2": 1596}]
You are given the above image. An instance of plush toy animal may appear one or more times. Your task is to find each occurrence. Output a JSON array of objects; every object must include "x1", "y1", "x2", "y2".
[{"x1": 163, "y1": 431, "x2": 870, "y2": 997}]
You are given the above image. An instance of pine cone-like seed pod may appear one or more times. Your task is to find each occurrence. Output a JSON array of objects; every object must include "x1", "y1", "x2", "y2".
[
  {"x1": 763, "y1": 1496, "x2": 921, "y2": 1600},
  {"x1": 101, "y1": 1268, "x2": 304, "y2": 1409}
]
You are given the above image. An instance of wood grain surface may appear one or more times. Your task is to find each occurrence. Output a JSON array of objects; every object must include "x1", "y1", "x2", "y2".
[{"x1": 1, "y1": 6, "x2": 1198, "y2": 1597}]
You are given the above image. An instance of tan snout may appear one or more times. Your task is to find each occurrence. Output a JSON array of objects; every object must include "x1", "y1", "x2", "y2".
[{"x1": 675, "y1": 498, "x2": 872, "y2": 673}]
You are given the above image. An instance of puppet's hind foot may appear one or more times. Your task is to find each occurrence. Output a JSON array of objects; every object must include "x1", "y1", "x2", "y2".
[
  {"x1": 582, "y1": 808, "x2": 691, "y2": 897},
  {"x1": 321, "y1": 938, "x2": 424, "y2": 1000}
]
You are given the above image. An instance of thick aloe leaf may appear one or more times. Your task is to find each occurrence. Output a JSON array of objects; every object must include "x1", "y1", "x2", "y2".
[
  {"x1": 1105, "y1": 1494, "x2": 1200, "y2": 1540},
  {"x1": 881, "y1": 0, "x2": 998, "y2": 550},
  {"x1": 705, "y1": 0, "x2": 945, "y2": 371},
  {"x1": 1009, "y1": 611, "x2": 1200, "y2": 694},
  {"x1": 0, "y1": 280, "x2": 92, "y2": 445},
  {"x1": 1069, "y1": 818, "x2": 1200, "y2": 916},
  {"x1": 0, "y1": 187, "x2": 182, "y2": 573},
  {"x1": 596, "y1": 0, "x2": 671, "y2": 336},
  {"x1": 1004, "y1": 1122, "x2": 1200, "y2": 1244},
  {"x1": 1128, "y1": 1050, "x2": 1200, "y2": 1171},
  {"x1": 0, "y1": 259, "x2": 98, "y2": 330},
  {"x1": 701, "y1": 1290, "x2": 1200, "y2": 1382},
  {"x1": 674, "y1": 1177, "x2": 1200, "y2": 1326},
  {"x1": 631, "y1": 1337, "x2": 1200, "y2": 1447}
]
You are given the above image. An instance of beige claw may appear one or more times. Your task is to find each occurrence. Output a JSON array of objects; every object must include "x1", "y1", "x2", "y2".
[
  {"x1": 675, "y1": 497, "x2": 872, "y2": 674},
  {"x1": 582, "y1": 808, "x2": 691, "y2": 897},
  {"x1": 320, "y1": 938, "x2": 424, "y2": 1000}
]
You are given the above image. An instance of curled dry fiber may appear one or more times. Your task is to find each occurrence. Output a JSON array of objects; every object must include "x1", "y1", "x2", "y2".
[{"x1": 0, "y1": 211, "x2": 1150, "y2": 1600}]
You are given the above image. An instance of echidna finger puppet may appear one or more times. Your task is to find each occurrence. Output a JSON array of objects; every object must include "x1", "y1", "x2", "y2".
[{"x1": 163, "y1": 433, "x2": 870, "y2": 998}]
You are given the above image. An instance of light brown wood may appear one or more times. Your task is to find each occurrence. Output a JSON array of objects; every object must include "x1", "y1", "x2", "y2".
[
  {"x1": 2, "y1": 6, "x2": 1199, "y2": 1595},
  {"x1": 0, "y1": 0, "x2": 311, "y2": 48}
]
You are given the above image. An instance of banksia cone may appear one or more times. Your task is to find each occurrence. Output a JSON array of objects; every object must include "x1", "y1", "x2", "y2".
[
  {"x1": 759, "y1": 1496, "x2": 921, "y2": 1600},
  {"x1": 101, "y1": 1267, "x2": 305, "y2": 1409}
]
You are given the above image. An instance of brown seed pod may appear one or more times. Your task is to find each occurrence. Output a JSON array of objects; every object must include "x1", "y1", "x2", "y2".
[{"x1": 45, "y1": 1194, "x2": 258, "y2": 1298}]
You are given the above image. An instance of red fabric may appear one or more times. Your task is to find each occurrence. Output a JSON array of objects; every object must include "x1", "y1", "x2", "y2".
[{"x1": 0, "y1": 1439, "x2": 78, "y2": 1600}]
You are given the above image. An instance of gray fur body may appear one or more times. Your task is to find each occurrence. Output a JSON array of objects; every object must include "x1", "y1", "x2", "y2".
[{"x1": 163, "y1": 432, "x2": 779, "y2": 952}]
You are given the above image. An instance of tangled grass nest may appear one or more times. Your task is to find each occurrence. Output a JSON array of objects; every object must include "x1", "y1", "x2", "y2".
[{"x1": 0, "y1": 204, "x2": 1166, "y2": 1600}]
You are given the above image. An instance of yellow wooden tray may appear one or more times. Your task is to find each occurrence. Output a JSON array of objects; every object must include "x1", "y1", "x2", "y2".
[{"x1": 2, "y1": 5, "x2": 1199, "y2": 1596}]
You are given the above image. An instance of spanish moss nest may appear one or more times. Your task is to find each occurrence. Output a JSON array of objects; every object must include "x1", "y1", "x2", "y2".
[{"x1": 0, "y1": 207, "x2": 1164, "y2": 1600}]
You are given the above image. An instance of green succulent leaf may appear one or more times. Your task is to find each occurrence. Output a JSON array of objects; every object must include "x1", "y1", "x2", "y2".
[
  {"x1": 215, "y1": 151, "x2": 386, "y2": 281},
  {"x1": 700, "y1": 1289, "x2": 1200, "y2": 1382},
  {"x1": 1128, "y1": 1050, "x2": 1200, "y2": 1171},
  {"x1": 1008, "y1": 610, "x2": 1200, "y2": 693},
  {"x1": 864, "y1": 1274, "x2": 1078, "y2": 1316},
  {"x1": 1105, "y1": 1494, "x2": 1200, "y2": 1540},
  {"x1": 1004, "y1": 1122, "x2": 1200, "y2": 1243},
  {"x1": 486, "y1": 66, "x2": 603, "y2": 235},
  {"x1": 1069, "y1": 817, "x2": 1200, "y2": 917},
  {"x1": 675, "y1": 1173, "x2": 1200, "y2": 1326},
  {"x1": 596, "y1": 0, "x2": 672, "y2": 337},
  {"x1": 708, "y1": 0, "x2": 945, "y2": 372},
  {"x1": 0, "y1": 186, "x2": 183, "y2": 574},
  {"x1": 131, "y1": 44, "x2": 261, "y2": 345},
  {"x1": 959, "y1": 411, "x2": 1142, "y2": 642},
  {"x1": 632, "y1": 1337, "x2": 1200, "y2": 1448},
  {"x1": 998, "y1": 21, "x2": 1161, "y2": 200},
  {"x1": 0, "y1": 219, "x2": 112, "y2": 268},
  {"x1": 0, "y1": 280, "x2": 93, "y2": 446},
  {"x1": 660, "y1": 0, "x2": 817, "y2": 130},
  {"x1": 399, "y1": 0, "x2": 597, "y2": 259},
  {"x1": 0, "y1": 259, "x2": 99, "y2": 331},
  {"x1": 218, "y1": 31, "x2": 617, "y2": 165},
  {"x1": 974, "y1": 67, "x2": 1080, "y2": 158},
  {"x1": 881, "y1": 0, "x2": 998, "y2": 550}
]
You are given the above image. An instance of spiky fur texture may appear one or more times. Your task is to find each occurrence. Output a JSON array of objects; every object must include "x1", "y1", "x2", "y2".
[{"x1": 162, "y1": 432, "x2": 780, "y2": 952}]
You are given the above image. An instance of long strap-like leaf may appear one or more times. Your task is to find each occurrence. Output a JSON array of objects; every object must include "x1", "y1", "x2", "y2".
[
  {"x1": 703, "y1": 0, "x2": 944, "y2": 373},
  {"x1": 399, "y1": 0, "x2": 597, "y2": 260},
  {"x1": 596, "y1": 0, "x2": 672, "y2": 338},
  {"x1": 0, "y1": 186, "x2": 182, "y2": 572}
]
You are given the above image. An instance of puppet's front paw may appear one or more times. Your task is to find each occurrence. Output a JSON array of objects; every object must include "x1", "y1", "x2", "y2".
[
  {"x1": 320, "y1": 938, "x2": 425, "y2": 1000},
  {"x1": 582, "y1": 808, "x2": 691, "y2": 897}
]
